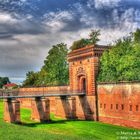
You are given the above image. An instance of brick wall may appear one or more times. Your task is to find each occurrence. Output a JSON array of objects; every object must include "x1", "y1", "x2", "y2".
[
  {"x1": 19, "y1": 86, "x2": 69, "y2": 113},
  {"x1": 19, "y1": 86, "x2": 70, "y2": 93},
  {"x1": 97, "y1": 82, "x2": 140, "y2": 129},
  {"x1": 69, "y1": 56, "x2": 99, "y2": 96},
  {"x1": 18, "y1": 83, "x2": 140, "y2": 129}
]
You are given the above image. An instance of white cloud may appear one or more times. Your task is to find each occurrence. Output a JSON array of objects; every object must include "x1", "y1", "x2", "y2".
[
  {"x1": 87, "y1": 0, "x2": 121, "y2": 9},
  {"x1": 0, "y1": 12, "x2": 17, "y2": 24},
  {"x1": 43, "y1": 11, "x2": 73, "y2": 32},
  {"x1": 120, "y1": 8, "x2": 140, "y2": 31}
]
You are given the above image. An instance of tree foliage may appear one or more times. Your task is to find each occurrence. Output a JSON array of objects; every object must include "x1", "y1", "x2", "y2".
[
  {"x1": 23, "y1": 43, "x2": 69, "y2": 87},
  {"x1": 70, "y1": 39, "x2": 86, "y2": 51},
  {"x1": 0, "y1": 77, "x2": 10, "y2": 88},
  {"x1": 43, "y1": 43, "x2": 69, "y2": 86},
  {"x1": 88, "y1": 30, "x2": 100, "y2": 45},
  {"x1": 133, "y1": 28, "x2": 140, "y2": 43},
  {"x1": 98, "y1": 29, "x2": 140, "y2": 82},
  {"x1": 70, "y1": 30, "x2": 100, "y2": 51},
  {"x1": 23, "y1": 71, "x2": 39, "y2": 87}
]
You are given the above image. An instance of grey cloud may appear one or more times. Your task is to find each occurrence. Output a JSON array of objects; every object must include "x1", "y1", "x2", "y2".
[{"x1": 0, "y1": 0, "x2": 140, "y2": 83}]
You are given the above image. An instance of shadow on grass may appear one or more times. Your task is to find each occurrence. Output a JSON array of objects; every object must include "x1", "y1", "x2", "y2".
[{"x1": 18, "y1": 119, "x2": 88, "y2": 127}]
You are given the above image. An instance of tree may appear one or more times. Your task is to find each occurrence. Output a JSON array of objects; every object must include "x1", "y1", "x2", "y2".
[
  {"x1": 70, "y1": 30, "x2": 100, "y2": 51},
  {"x1": 23, "y1": 71, "x2": 39, "y2": 87},
  {"x1": 0, "y1": 77, "x2": 10, "y2": 88},
  {"x1": 98, "y1": 31, "x2": 140, "y2": 82},
  {"x1": 43, "y1": 43, "x2": 69, "y2": 86},
  {"x1": 88, "y1": 30, "x2": 100, "y2": 45},
  {"x1": 34, "y1": 68, "x2": 47, "y2": 86},
  {"x1": 133, "y1": 28, "x2": 140, "y2": 43},
  {"x1": 70, "y1": 39, "x2": 86, "y2": 51},
  {"x1": 23, "y1": 43, "x2": 69, "y2": 87}
]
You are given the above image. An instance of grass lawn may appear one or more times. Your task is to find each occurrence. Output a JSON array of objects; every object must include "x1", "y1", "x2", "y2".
[{"x1": 0, "y1": 100, "x2": 140, "y2": 140}]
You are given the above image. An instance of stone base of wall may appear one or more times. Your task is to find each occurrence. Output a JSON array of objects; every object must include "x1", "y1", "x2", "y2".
[
  {"x1": 55, "y1": 97, "x2": 76, "y2": 119},
  {"x1": 55, "y1": 95, "x2": 97, "y2": 121},
  {"x1": 99, "y1": 116, "x2": 140, "y2": 129},
  {"x1": 98, "y1": 82, "x2": 140, "y2": 129},
  {"x1": 75, "y1": 96, "x2": 97, "y2": 120},
  {"x1": 4, "y1": 99, "x2": 20, "y2": 123},
  {"x1": 31, "y1": 98, "x2": 50, "y2": 122}
]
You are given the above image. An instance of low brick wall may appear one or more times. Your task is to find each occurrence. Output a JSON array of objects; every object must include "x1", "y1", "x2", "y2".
[
  {"x1": 97, "y1": 82, "x2": 140, "y2": 129},
  {"x1": 19, "y1": 86, "x2": 70, "y2": 93}
]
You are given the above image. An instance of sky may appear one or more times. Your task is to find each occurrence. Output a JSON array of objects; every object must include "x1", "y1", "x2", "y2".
[{"x1": 0, "y1": 0, "x2": 140, "y2": 84}]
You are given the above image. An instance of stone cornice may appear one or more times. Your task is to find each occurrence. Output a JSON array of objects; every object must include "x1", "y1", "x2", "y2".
[{"x1": 68, "y1": 45, "x2": 109, "y2": 62}]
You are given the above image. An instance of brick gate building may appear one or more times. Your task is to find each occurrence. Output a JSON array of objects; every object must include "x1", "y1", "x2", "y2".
[
  {"x1": 15, "y1": 45, "x2": 140, "y2": 129},
  {"x1": 67, "y1": 45, "x2": 108, "y2": 120}
]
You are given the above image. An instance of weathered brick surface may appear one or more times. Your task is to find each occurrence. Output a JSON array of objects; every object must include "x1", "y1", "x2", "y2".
[
  {"x1": 55, "y1": 97, "x2": 76, "y2": 119},
  {"x1": 4, "y1": 99, "x2": 20, "y2": 123},
  {"x1": 19, "y1": 86, "x2": 69, "y2": 112},
  {"x1": 67, "y1": 45, "x2": 107, "y2": 120},
  {"x1": 19, "y1": 86, "x2": 70, "y2": 93},
  {"x1": 68, "y1": 45, "x2": 106, "y2": 96},
  {"x1": 74, "y1": 96, "x2": 97, "y2": 120},
  {"x1": 31, "y1": 97, "x2": 50, "y2": 122},
  {"x1": 98, "y1": 83, "x2": 140, "y2": 129},
  {"x1": 55, "y1": 96, "x2": 98, "y2": 120},
  {"x1": 19, "y1": 97, "x2": 56, "y2": 113}
]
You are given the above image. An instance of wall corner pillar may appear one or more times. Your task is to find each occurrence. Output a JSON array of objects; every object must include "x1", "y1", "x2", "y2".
[
  {"x1": 4, "y1": 98, "x2": 20, "y2": 123},
  {"x1": 31, "y1": 97, "x2": 50, "y2": 122}
]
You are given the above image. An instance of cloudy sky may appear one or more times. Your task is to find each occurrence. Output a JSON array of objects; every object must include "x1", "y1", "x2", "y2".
[{"x1": 0, "y1": 0, "x2": 140, "y2": 84}]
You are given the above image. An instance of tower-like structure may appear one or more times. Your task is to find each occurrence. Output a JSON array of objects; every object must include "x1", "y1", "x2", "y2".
[
  {"x1": 68, "y1": 45, "x2": 108, "y2": 95},
  {"x1": 68, "y1": 45, "x2": 108, "y2": 120}
]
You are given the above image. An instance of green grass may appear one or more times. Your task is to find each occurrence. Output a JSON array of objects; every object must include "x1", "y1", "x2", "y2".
[{"x1": 0, "y1": 100, "x2": 139, "y2": 140}]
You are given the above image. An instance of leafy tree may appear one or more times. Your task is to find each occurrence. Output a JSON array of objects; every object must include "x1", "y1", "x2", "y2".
[
  {"x1": 70, "y1": 30, "x2": 100, "y2": 51},
  {"x1": 43, "y1": 43, "x2": 69, "y2": 86},
  {"x1": 23, "y1": 71, "x2": 39, "y2": 87},
  {"x1": 23, "y1": 43, "x2": 69, "y2": 87},
  {"x1": 133, "y1": 28, "x2": 140, "y2": 43},
  {"x1": 34, "y1": 68, "x2": 47, "y2": 86},
  {"x1": 70, "y1": 39, "x2": 86, "y2": 51},
  {"x1": 88, "y1": 30, "x2": 100, "y2": 45},
  {"x1": 98, "y1": 31, "x2": 140, "y2": 82},
  {"x1": 0, "y1": 77, "x2": 10, "y2": 88}
]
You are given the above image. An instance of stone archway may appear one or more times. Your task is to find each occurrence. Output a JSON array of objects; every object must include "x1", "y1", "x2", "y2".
[
  {"x1": 78, "y1": 75, "x2": 87, "y2": 94},
  {"x1": 76, "y1": 67, "x2": 87, "y2": 94}
]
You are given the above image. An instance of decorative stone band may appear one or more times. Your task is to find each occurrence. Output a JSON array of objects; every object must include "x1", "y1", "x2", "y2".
[{"x1": 68, "y1": 45, "x2": 109, "y2": 62}]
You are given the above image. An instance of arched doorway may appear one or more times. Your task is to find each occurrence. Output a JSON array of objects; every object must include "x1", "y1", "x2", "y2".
[{"x1": 78, "y1": 76, "x2": 87, "y2": 94}]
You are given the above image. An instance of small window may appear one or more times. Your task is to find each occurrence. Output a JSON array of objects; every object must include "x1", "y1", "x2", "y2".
[
  {"x1": 130, "y1": 105, "x2": 132, "y2": 111},
  {"x1": 136, "y1": 105, "x2": 139, "y2": 111},
  {"x1": 100, "y1": 103, "x2": 102, "y2": 108},
  {"x1": 116, "y1": 104, "x2": 118, "y2": 110},
  {"x1": 121, "y1": 104, "x2": 124, "y2": 110},
  {"x1": 111, "y1": 104, "x2": 113, "y2": 109},
  {"x1": 104, "y1": 104, "x2": 106, "y2": 109}
]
